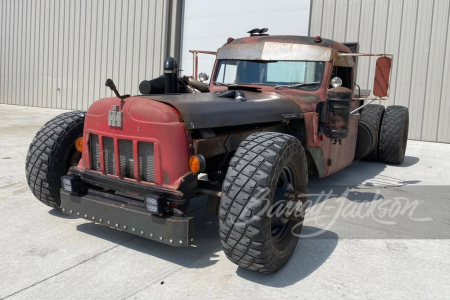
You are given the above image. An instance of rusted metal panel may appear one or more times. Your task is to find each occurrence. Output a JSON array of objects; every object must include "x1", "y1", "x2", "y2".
[
  {"x1": 217, "y1": 42, "x2": 337, "y2": 61},
  {"x1": 218, "y1": 41, "x2": 338, "y2": 61},
  {"x1": 217, "y1": 36, "x2": 351, "y2": 62},
  {"x1": 333, "y1": 55, "x2": 355, "y2": 67}
]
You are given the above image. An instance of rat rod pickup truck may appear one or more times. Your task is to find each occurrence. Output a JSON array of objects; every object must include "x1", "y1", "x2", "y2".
[{"x1": 26, "y1": 29, "x2": 408, "y2": 273}]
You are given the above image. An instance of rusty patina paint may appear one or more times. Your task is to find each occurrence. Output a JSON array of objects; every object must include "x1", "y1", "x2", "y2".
[
  {"x1": 217, "y1": 35, "x2": 351, "y2": 61},
  {"x1": 222, "y1": 35, "x2": 351, "y2": 51}
]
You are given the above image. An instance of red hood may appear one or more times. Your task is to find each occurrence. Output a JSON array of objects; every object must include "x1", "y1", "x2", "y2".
[{"x1": 79, "y1": 96, "x2": 190, "y2": 189}]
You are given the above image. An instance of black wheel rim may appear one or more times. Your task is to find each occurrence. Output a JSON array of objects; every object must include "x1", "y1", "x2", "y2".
[{"x1": 271, "y1": 166, "x2": 295, "y2": 242}]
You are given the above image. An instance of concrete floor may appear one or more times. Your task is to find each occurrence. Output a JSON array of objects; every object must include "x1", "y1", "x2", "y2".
[{"x1": 0, "y1": 104, "x2": 449, "y2": 299}]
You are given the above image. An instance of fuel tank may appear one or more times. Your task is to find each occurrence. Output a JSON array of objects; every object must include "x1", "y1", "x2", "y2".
[{"x1": 78, "y1": 96, "x2": 190, "y2": 190}]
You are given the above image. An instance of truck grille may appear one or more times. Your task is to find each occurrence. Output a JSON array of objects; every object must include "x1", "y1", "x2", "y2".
[
  {"x1": 104, "y1": 137, "x2": 115, "y2": 175},
  {"x1": 138, "y1": 141, "x2": 155, "y2": 182},
  {"x1": 119, "y1": 139, "x2": 134, "y2": 178},
  {"x1": 89, "y1": 134, "x2": 154, "y2": 182},
  {"x1": 90, "y1": 134, "x2": 101, "y2": 171}
]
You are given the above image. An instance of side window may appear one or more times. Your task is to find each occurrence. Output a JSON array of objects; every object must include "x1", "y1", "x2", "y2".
[{"x1": 215, "y1": 61, "x2": 238, "y2": 84}]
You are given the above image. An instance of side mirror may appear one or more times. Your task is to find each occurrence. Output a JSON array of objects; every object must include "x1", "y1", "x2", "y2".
[
  {"x1": 336, "y1": 53, "x2": 393, "y2": 100},
  {"x1": 373, "y1": 57, "x2": 392, "y2": 98}
]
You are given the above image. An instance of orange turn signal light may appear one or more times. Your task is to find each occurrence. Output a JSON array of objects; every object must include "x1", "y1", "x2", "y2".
[
  {"x1": 189, "y1": 155, "x2": 206, "y2": 174},
  {"x1": 75, "y1": 137, "x2": 83, "y2": 152}
]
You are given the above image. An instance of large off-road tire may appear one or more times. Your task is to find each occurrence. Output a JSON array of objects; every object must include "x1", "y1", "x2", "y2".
[
  {"x1": 360, "y1": 104, "x2": 385, "y2": 161},
  {"x1": 219, "y1": 132, "x2": 308, "y2": 273},
  {"x1": 379, "y1": 106, "x2": 409, "y2": 164},
  {"x1": 25, "y1": 111, "x2": 86, "y2": 209}
]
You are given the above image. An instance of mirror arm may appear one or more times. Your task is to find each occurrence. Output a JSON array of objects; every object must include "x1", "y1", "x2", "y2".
[
  {"x1": 350, "y1": 99, "x2": 376, "y2": 114},
  {"x1": 189, "y1": 50, "x2": 217, "y2": 80}
]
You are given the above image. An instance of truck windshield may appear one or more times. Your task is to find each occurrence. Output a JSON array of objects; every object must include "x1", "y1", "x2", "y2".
[{"x1": 213, "y1": 60, "x2": 324, "y2": 89}]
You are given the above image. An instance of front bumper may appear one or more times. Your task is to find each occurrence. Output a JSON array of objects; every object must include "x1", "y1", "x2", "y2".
[{"x1": 60, "y1": 189, "x2": 194, "y2": 247}]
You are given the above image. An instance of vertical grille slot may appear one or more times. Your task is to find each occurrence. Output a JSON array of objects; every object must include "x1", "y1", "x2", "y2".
[
  {"x1": 90, "y1": 134, "x2": 100, "y2": 171},
  {"x1": 139, "y1": 142, "x2": 155, "y2": 182},
  {"x1": 89, "y1": 135, "x2": 155, "y2": 182},
  {"x1": 119, "y1": 139, "x2": 134, "y2": 178},
  {"x1": 103, "y1": 137, "x2": 115, "y2": 175}
]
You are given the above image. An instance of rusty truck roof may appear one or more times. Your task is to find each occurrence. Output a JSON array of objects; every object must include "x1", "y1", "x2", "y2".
[{"x1": 217, "y1": 35, "x2": 351, "y2": 61}]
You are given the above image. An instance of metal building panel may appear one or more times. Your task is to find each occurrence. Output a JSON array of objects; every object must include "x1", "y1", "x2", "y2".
[
  {"x1": 82, "y1": 0, "x2": 94, "y2": 110},
  {"x1": 345, "y1": 0, "x2": 361, "y2": 42},
  {"x1": 356, "y1": 0, "x2": 375, "y2": 90},
  {"x1": 51, "y1": 0, "x2": 60, "y2": 109},
  {"x1": 130, "y1": 0, "x2": 143, "y2": 99},
  {"x1": 5, "y1": 0, "x2": 10, "y2": 104},
  {"x1": 436, "y1": 3, "x2": 450, "y2": 143},
  {"x1": 45, "y1": 0, "x2": 54, "y2": 109},
  {"x1": 422, "y1": 0, "x2": 450, "y2": 141},
  {"x1": 8, "y1": 0, "x2": 14, "y2": 105},
  {"x1": 137, "y1": 0, "x2": 150, "y2": 91},
  {"x1": 309, "y1": 0, "x2": 324, "y2": 37},
  {"x1": 104, "y1": 0, "x2": 116, "y2": 99},
  {"x1": 333, "y1": 0, "x2": 348, "y2": 42},
  {"x1": 408, "y1": 0, "x2": 434, "y2": 140},
  {"x1": 368, "y1": 0, "x2": 389, "y2": 105},
  {"x1": 0, "y1": 0, "x2": 5, "y2": 104},
  {"x1": 66, "y1": 0, "x2": 74, "y2": 110},
  {"x1": 117, "y1": 0, "x2": 129, "y2": 94},
  {"x1": 124, "y1": 0, "x2": 135, "y2": 95},
  {"x1": 0, "y1": 0, "x2": 180, "y2": 110},
  {"x1": 42, "y1": 0, "x2": 50, "y2": 108},
  {"x1": 11, "y1": 0, "x2": 19, "y2": 105},
  {"x1": 37, "y1": 0, "x2": 45, "y2": 108},
  {"x1": 145, "y1": 1, "x2": 158, "y2": 81},
  {"x1": 25, "y1": 0, "x2": 33, "y2": 106},
  {"x1": 310, "y1": 0, "x2": 450, "y2": 143},
  {"x1": 56, "y1": 0, "x2": 65, "y2": 109},
  {"x1": 321, "y1": 0, "x2": 336, "y2": 39},
  {"x1": 394, "y1": 0, "x2": 418, "y2": 109},
  {"x1": 87, "y1": 0, "x2": 99, "y2": 110},
  {"x1": 383, "y1": 0, "x2": 404, "y2": 107},
  {"x1": 94, "y1": 0, "x2": 103, "y2": 106},
  {"x1": 154, "y1": 0, "x2": 168, "y2": 80},
  {"x1": 111, "y1": 0, "x2": 123, "y2": 101},
  {"x1": 17, "y1": 0, "x2": 23, "y2": 106},
  {"x1": 72, "y1": 0, "x2": 82, "y2": 108}
]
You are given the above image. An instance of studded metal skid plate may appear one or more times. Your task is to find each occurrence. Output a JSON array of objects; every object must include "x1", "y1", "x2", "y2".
[{"x1": 60, "y1": 190, "x2": 194, "y2": 247}]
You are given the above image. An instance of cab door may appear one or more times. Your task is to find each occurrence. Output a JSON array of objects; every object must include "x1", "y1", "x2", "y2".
[{"x1": 325, "y1": 64, "x2": 358, "y2": 176}]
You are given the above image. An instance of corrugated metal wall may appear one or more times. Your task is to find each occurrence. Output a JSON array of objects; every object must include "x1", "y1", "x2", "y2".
[
  {"x1": 310, "y1": 0, "x2": 450, "y2": 143},
  {"x1": 0, "y1": 0, "x2": 182, "y2": 110}
]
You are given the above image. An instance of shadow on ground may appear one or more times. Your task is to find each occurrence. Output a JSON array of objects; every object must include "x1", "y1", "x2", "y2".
[
  {"x1": 307, "y1": 156, "x2": 421, "y2": 206},
  {"x1": 75, "y1": 196, "x2": 223, "y2": 270},
  {"x1": 236, "y1": 227, "x2": 338, "y2": 287},
  {"x1": 56, "y1": 155, "x2": 421, "y2": 285}
]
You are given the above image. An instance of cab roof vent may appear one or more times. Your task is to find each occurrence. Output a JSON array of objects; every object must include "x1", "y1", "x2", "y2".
[{"x1": 247, "y1": 28, "x2": 269, "y2": 36}]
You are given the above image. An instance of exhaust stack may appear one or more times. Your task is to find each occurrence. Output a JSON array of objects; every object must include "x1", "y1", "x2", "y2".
[{"x1": 164, "y1": 57, "x2": 179, "y2": 94}]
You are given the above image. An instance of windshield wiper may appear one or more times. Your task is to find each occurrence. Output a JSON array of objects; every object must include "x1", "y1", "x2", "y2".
[
  {"x1": 275, "y1": 82, "x2": 320, "y2": 89},
  {"x1": 212, "y1": 82, "x2": 236, "y2": 86}
]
